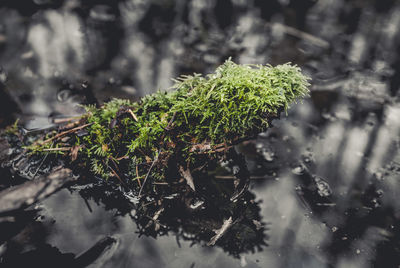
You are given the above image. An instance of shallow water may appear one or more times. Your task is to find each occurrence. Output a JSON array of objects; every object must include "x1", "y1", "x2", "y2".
[{"x1": 1, "y1": 1, "x2": 400, "y2": 267}]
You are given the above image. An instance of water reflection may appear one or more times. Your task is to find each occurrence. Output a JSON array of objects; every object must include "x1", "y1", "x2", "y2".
[
  {"x1": 0, "y1": 183, "x2": 269, "y2": 267},
  {"x1": 1, "y1": 0, "x2": 400, "y2": 267},
  {"x1": 75, "y1": 170, "x2": 269, "y2": 258}
]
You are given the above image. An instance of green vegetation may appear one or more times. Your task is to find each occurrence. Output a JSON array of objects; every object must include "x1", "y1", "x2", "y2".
[
  {"x1": 25, "y1": 59, "x2": 310, "y2": 186},
  {"x1": 4, "y1": 119, "x2": 19, "y2": 136}
]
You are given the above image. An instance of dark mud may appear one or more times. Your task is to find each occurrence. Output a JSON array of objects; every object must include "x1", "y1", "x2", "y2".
[{"x1": 1, "y1": 1, "x2": 400, "y2": 267}]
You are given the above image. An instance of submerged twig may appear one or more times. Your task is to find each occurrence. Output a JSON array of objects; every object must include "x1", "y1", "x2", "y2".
[
  {"x1": 145, "y1": 207, "x2": 165, "y2": 231},
  {"x1": 269, "y1": 22, "x2": 330, "y2": 48},
  {"x1": 0, "y1": 168, "x2": 77, "y2": 215},
  {"x1": 207, "y1": 217, "x2": 233, "y2": 246}
]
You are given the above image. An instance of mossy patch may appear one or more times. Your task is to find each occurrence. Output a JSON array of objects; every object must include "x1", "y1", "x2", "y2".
[{"x1": 25, "y1": 59, "x2": 310, "y2": 187}]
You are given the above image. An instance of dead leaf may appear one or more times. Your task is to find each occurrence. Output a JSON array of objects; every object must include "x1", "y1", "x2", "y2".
[{"x1": 145, "y1": 155, "x2": 152, "y2": 163}]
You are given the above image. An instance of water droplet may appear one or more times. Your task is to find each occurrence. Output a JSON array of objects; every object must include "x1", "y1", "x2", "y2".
[
  {"x1": 252, "y1": 220, "x2": 263, "y2": 230},
  {"x1": 302, "y1": 152, "x2": 314, "y2": 163},
  {"x1": 240, "y1": 256, "x2": 247, "y2": 267},
  {"x1": 108, "y1": 77, "x2": 116, "y2": 84},
  {"x1": 21, "y1": 50, "x2": 34, "y2": 59},
  {"x1": 190, "y1": 199, "x2": 204, "y2": 210},
  {"x1": 261, "y1": 148, "x2": 275, "y2": 161},
  {"x1": 374, "y1": 171, "x2": 384, "y2": 180},
  {"x1": 258, "y1": 132, "x2": 268, "y2": 138},
  {"x1": 0, "y1": 68, "x2": 7, "y2": 83},
  {"x1": 304, "y1": 157, "x2": 311, "y2": 163},
  {"x1": 81, "y1": 81, "x2": 89, "y2": 89},
  {"x1": 321, "y1": 111, "x2": 336, "y2": 121},
  {"x1": 57, "y1": 89, "x2": 71, "y2": 102},
  {"x1": 292, "y1": 165, "x2": 305, "y2": 175},
  {"x1": 314, "y1": 176, "x2": 332, "y2": 197},
  {"x1": 33, "y1": 0, "x2": 52, "y2": 5},
  {"x1": 90, "y1": 5, "x2": 116, "y2": 21},
  {"x1": 256, "y1": 145, "x2": 275, "y2": 161},
  {"x1": 356, "y1": 249, "x2": 361, "y2": 254},
  {"x1": 371, "y1": 198, "x2": 381, "y2": 208},
  {"x1": 121, "y1": 86, "x2": 137, "y2": 95},
  {"x1": 232, "y1": 165, "x2": 240, "y2": 175}
]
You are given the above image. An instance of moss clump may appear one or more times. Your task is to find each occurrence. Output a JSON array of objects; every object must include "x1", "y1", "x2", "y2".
[{"x1": 27, "y1": 59, "x2": 310, "y2": 185}]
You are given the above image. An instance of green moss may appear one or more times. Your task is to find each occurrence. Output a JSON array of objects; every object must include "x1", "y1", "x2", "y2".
[
  {"x1": 4, "y1": 119, "x2": 20, "y2": 136},
  {"x1": 28, "y1": 59, "x2": 310, "y2": 184}
]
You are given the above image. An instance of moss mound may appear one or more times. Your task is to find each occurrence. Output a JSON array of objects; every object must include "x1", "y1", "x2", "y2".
[{"x1": 27, "y1": 59, "x2": 310, "y2": 185}]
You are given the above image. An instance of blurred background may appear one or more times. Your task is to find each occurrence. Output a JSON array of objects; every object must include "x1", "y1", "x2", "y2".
[{"x1": 1, "y1": 0, "x2": 400, "y2": 267}]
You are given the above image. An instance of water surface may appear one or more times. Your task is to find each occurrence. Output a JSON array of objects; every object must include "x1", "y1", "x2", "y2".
[{"x1": 1, "y1": 1, "x2": 400, "y2": 267}]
